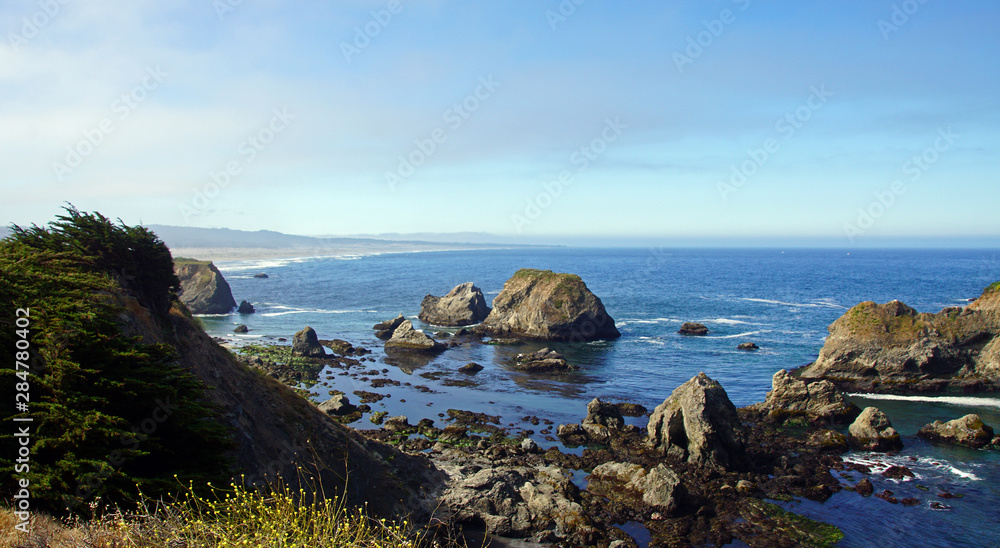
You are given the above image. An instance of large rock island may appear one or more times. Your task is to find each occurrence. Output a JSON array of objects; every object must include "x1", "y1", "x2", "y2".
[
  {"x1": 475, "y1": 269, "x2": 620, "y2": 342},
  {"x1": 798, "y1": 282, "x2": 1000, "y2": 393},
  {"x1": 174, "y1": 258, "x2": 238, "y2": 314}
]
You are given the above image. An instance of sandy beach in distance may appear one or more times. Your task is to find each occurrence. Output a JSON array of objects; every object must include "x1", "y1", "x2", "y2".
[{"x1": 168, "y1": 243, "x2": 523, "y2": 263}]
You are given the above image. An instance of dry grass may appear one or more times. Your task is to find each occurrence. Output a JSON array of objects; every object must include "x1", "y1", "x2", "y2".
[{"x1": 1, "y1": 476, "x2": 420, "y2": 548}]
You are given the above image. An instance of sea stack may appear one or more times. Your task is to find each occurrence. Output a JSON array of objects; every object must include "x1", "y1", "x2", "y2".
[
  {"x1": 174, "y1": 259, "x2": 237, "y2": 314},
  {"x1": 477, "y1": 269, "x2": 620, "y2": 342}
]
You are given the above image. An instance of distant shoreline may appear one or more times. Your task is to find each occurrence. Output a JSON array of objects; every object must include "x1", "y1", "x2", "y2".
[{"x1": 169, "y1": 244, "x2": 529, "y2": 263}]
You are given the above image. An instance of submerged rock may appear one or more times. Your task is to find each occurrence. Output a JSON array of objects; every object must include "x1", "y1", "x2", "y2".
[
  {"x1": 678, "y1": 322, "x2": 709, "y2": 336},
  {"x1": 292, "y1": 326, "x2": 326, "y2": 357},
  {"x1": 174, "y1": 259, "x2": 237, "y2": 314},
  {"x1": 419, "y1": 282, "x2": 491, "y2": 326},
  {"x1": 848, "y1": 407, "x2": 902, "y2": 452},
  {"x1": 477, "y1": 269, "x2": 620, "y2": 341},
  {"x1": 384, "y1": 320, "x2": 445, "y2": 353},
  {"x1": 647, "y1": 372, "x2": 748, "y2": 471},
  {"x1": 917, "y1": 414, "x2": 995, "y2": 449}
]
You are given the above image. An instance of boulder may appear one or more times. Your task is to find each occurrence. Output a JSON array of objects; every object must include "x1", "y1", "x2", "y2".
[
  {"x1": 917, "y1": 414, "x2": 995, "y2": 449},
  {"x1": 806, "y1": 429, "x2": 849, "y2": 453},
  {"x1": 292, "y1": 326, "x2": 326, "y2": 357},
  {"x1": 589, "y1": 462, "x2": 686, "y2": 515},
  {"x1": 384, "y1": 320, "x2": 445, "y2": 353},
  {"x1": 318, "y1": 394, "x2": 357, "y2": 416},
  {"x1": 477, "y1": 269, "x2": 620, "y2": 341},
  {"x1": 237, "y1": 300, "x2": 255, "y2": 314},
  {"x1": 511, "y1": 348, "x2": 574, "y2": 373},
  {"x1": 678, "y1": 322, "x2": 709, "y2": 336},
  {"x1": 459, "y1": 362, "x2": 484, "y2": 374},
  {"x1": 520, "y1": 438, "x2": 539, "y2": 453},
  {"x1": 174, "y1": 260, "x2": 237, "y2": 314},
  {"x1": 737, "y1": 342, "x2": 759, "y2": 351},
  {"x1": 419, "y1": 282, "x2": 491, "y2": 326},
  {"x1": 585, "y1": 398, "x2": 625, "y2": 429},
  {"x1": 253, "y1": 273, "x2": 269, "y2": 278},
  {"x1": 848, "y1": 407, "x2": 902, "y2": 452},
  {"x1": 647, "y1": 373, "x2": 748, "y2": 471},
  {"x1": 752, "y1": 369, "x2": 860, "y2": 425},
  {"x1": 799, "y1": 284, "x2": 1000, "y2": 392},
  {"x1": 233, "y1": 324, "x2": 249, "y2": 334},
  {"x1": 373, "y1": 314, "x2": 406, "y2": 340}
]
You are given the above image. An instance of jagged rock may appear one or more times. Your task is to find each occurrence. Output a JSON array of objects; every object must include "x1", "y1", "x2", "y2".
[
  {"x1": 384, "y1": 320, "x2": 445, "y2": 353},
  {"x1": 807, "y1": 429, "x2": 849, "y2": 453},
  {"x1": 520, "y1": 438, "x2": 539, "y2": 453},
  {"x1": 292, "y1": 326, "x2": 326, "y2": 357},
  {"x1": 233, "y1": 324, "x2": 248, "y2": 334},
  {"x1": 556, "y1": 423, "x2": 589, "y2": 446},
  {"x1": 419, "y1": 282, "x2": 491, "y2": 326},
  {"x1": 477, "y1": 269, "x2": 620, "y2": 341},
  {"x1": 678, "y1": 322, "x2": 709, "y2": 336},
  {"x1": 459, "y1": 362, "x2": 484, "y2": 374},
  {"x1": 439, "y1": 464, "x2": 591, "y2": 541},
  {"x1": 647, "y1": 373, "x2": 748, "y2": 471},
  {"x1": 848, "y1": 407, "x2": 902, "y2": 452},
  {"x1": 174, "y1": 260, "x2": 237, "y2": 314},
  {"x1": 585, "y1": 398, "x2": 625, "y2": 429},
  {"x1": 737, "y1": 342, "x2": 759, "y2": 351},
  {"x1": 318, "y1": 394, "x2": 357, "y2": 416},
  {"x1": 589, "y1": 462, "x2": 686, "y2": 514},
  {"x1": 373, "y1": 314, "x2": 407, "y2": 340},
  {"x1": 511, "y1": 348, "x2": 574, "y2": 373},
  {"x1": 237, "y1": 300, "x2": 255, "y2": 314},
  {"x1": 751, "y1": 369, "x2": 860, "y2": 425},
  {"x1": 917, "y1": 414, "x2": 996, "y2": 449},
  {"x1": 799, "y1": 285, "x2": 1000, "y2": 392}
]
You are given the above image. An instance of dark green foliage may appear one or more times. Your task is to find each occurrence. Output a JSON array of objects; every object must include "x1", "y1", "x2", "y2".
[{"x1": 1, "y1": 208, "x2": 233, "y2": 515}]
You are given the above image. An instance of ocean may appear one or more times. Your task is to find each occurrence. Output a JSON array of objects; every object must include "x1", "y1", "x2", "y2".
[{"x1": 198, "y1": 247, "x2": 1000, "y2": 547}]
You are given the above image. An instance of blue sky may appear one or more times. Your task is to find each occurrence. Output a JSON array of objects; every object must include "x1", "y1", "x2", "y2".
[{"x1": 1, "y1": 0, "x2": 998, "y2": 245}]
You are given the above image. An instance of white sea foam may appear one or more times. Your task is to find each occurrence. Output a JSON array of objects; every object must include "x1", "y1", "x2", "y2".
[
  {"x1": 699, "y1": 318, "x2": 750, "y2": 325},
  {"x1": 704, "y1": 330, "x2": 763, "y2": 339},
  {"x1": 259, "y1": 306, "x2": 377, "y2": 317},
  {"x1": 848, "y1": 393, "x2": 1000, "y2": 410},
  {"x1": 741, "y1": 297, "x2": 846, "y2": 309},
  {"x1": 617, "y1": 317, "x2": 681, "y2": 326},
  {"x1": 844, "y1": 453, "x2": 983, "y2": 482}
]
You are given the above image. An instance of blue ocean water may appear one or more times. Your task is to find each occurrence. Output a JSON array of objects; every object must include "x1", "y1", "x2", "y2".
[{"x1": 199, "y1": 247, "x2": 1000, "y2": 548}]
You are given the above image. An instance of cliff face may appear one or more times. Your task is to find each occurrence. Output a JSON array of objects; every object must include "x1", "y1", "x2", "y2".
[
  {"x1": 477, "y1": 269, "x2": 620, "y2": 341},
  {"x1": 174, "y1": 259, "x2": 237, "y2": 314},
  {"x1": 118, "y1": 295, "x2": 444, "y2": 518},
  {"x1": 799, "y1": 283, "x2": 1000, "y2": 392}
]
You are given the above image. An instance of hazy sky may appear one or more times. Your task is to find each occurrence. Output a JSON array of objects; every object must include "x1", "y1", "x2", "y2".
[{"x1": 2, "y1": 0, "x2": 998, "y2": 244}]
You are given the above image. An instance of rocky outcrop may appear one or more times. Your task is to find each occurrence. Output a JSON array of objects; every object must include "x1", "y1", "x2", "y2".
[
  {"x1": 737, "y1": 342, "x2": 759, "y2": 351},
  {"x1": 799, "y1": 284, "x2": 1000, "y2": 392},
  {"x1": 233, "y1": 324, "x2": 248, "y2": 334},
  {"x1": 511, "y1": 348, "x2": 574, "y2": 373},
  {"x1": 917, "y1": 414, "x2": 995, "y2": 449},
  {"x1": 174, "y1": 259, "x2": 237, "y2": 314},
  {"x1": 847, "y1": 407, "x2": 902, "y2": 452},
  {"x1": 373, "y1": 314, "x2": 406, "y2": 340},
  {"x1": 384, "y1": 320, "x2": 445, "y2": 353},
  {"x1": 237, "y1": 300, "x2": 255, "y2": 314},
  {"x1": 292, "y1": 326, "x2": 326, "y2": 357},
  {"x1": 459, "y1": 362, "x2": 484, "y2": 374},
  {"x1": 678, "y1": 322, "x2": 709, "y2": 336},
  {"x1": 476, "y1": 269, "x2": 620, "y2": 341},
  {"x1": 589, "y1": 462, "x2": 687, "y2": 515},
  {"x1": 437, "y1": 456, "x2": 593, "y2": 543},
  {"x1": 749, "y1": 369, "x2": 860, "y2": 425},
  {"x1": 647, "y1": 373, "x2": 748, "y2": 471},
  {"x1": 419, "y1": 282, "x2": 491, "y2": 326}
]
